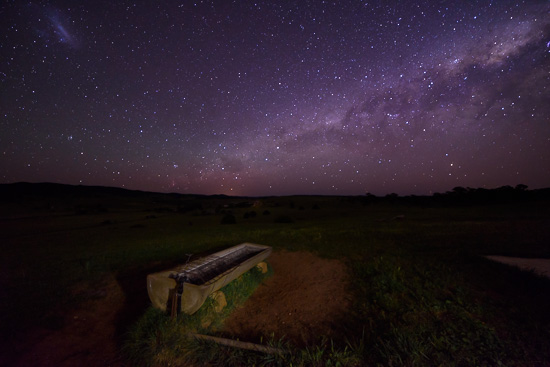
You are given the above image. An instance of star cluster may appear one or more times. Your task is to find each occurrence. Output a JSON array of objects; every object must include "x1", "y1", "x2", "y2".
[{"x1": 1, "y1": 1, "x2": 549, "y2": 196}]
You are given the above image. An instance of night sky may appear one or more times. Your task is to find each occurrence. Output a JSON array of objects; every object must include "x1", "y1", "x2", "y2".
[{"x1": 1, "y1": 1, "x2": 549, "y2": 196}]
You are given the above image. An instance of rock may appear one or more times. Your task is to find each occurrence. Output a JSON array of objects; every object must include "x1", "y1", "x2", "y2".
[
  {"x1": 256, "y1": 262, "x2": 268, "y2": 274},
  {"x1": 210, "y1": 291, "x2": 227, "y2": 313},
  {"x1": 201, "y1": 316, "x2": 213, "y2": 329}
]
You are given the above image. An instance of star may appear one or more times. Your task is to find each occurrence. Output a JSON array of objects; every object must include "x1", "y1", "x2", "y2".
[{"x1": 0, "y1": 1, "x2": 549, "y2": 196}]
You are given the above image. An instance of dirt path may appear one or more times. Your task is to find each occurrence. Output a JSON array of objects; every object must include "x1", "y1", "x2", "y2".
[
  {"x1": 222, "y1": 250, "x2": 352, "y2": 346},
  {"x1": 6, "y1": 250, "x2": 351, "y2": 366}
]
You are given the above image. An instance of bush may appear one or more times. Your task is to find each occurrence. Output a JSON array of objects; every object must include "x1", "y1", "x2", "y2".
[
  {"x1": 274, "y1": 215, "x2": 293, "y2": 223},
  {"x1": 243, "y1": 211, "x2": 257, "y2": 219},
  {"x1": 220, "y1": 213, "x2": 236, "y2": 224}
]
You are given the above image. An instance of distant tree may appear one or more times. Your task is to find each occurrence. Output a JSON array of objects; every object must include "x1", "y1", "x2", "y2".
[
  {"x1": 498, "y1": 185, "x2": 514, "y2": 192},
  {"x1": 452, "y1": 186, "x2": 467, "y2": 195},
  {"x1": 496, "y1": 186, "x2": 515, "y2": 198},
  {"x1": 363, "y1": 193, "x2": 377, "y2": 205},
  {"x1": 515, "y1": 184, "x2": 528, "y2": 191}
]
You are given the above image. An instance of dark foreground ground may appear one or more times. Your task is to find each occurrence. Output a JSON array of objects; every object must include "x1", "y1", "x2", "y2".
[{"x1": 1, "y1": 183, "x2": 549, "y2": 366}]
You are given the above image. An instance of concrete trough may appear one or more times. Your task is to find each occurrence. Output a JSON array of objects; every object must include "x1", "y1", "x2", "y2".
[{"x1": 147, "y1": 243, "x2": 272, "y2": 314}]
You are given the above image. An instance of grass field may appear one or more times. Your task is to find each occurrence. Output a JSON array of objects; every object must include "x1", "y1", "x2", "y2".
[{"x1": 1, "y1": 183, "x2": 550, "y2": 366}]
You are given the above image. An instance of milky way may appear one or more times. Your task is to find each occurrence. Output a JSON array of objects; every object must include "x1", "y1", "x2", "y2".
[{"x1": 1, "y1": 1, "x2": 549, "y2": 196}]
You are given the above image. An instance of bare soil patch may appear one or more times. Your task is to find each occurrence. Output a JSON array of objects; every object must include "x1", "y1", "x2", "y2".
[
  {"x1": 222, "y1": 250, "x2": 352, "y2": 346},
  {"x1": 10, "y1": 276, "x2": 125, "y2": 367},
  {"x1": 486, "y1": 256, "x2": 550, "y2": 279}
]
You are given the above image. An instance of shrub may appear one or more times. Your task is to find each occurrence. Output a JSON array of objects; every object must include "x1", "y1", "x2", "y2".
[
  {"x1": 243, "y1": 211, "x2": 257, "y2": 219},
  {"x1": 220, "y1": 213, "x2": 236, "y2": 224},
  {"x1": 274, "y1": 215, "x2": 293, "y2": 223}
]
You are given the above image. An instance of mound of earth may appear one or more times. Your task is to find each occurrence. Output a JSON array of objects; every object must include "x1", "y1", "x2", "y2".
[{"x1": 222, "y1": 250, "x2": 352, "y2": 346}]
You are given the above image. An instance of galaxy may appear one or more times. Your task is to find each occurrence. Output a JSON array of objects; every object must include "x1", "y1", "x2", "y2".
[{"x1": 1, "y1": 1, "x2": 549, "y2": 196}]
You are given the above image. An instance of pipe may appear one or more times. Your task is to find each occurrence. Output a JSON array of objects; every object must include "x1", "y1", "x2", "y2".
[{"x1": 188, "y1": 333, "x2": 286, "y2": 356}]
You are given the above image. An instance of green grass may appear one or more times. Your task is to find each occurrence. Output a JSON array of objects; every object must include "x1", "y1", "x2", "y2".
[
  {"x1": 1, "y1": 192, "x2": 550, "y2": 365},
  {"x1": 123, "y1": 264, "x2": 275, "y2": 366},
  {"x1": 123, "y1": 263, "x2": 365, "y2": 367}
]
